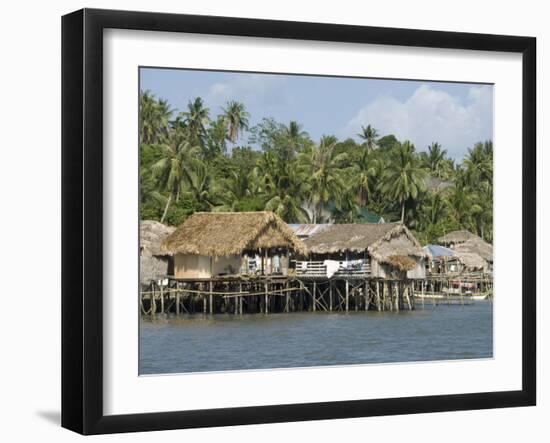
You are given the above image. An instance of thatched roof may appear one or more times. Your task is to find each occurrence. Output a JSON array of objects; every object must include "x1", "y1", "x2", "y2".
[
  {"x1": 161, "y1": 211, "x2": 307, "y2": 256},
  {"x1": 455, "y1": 252, "x2": 487, "y2": 270},
  {"x1": 454, "y1": 237, "x2": 493, "y2": 263},
  {"x1": 140, "y1": 220, "x2": 176, "y2": 256},
  {"x1": 140, "y1": 220, "x2": 175, "y2": 283},
  {"x1": 438, "y1": 230, "x2": 478, "y2": 244},
  {"x1": 304, "y1": 223, "x2": 427, "y2": 268}
]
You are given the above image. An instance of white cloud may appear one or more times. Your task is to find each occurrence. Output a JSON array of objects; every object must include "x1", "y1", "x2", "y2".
[
  {"x1": 206, "y1": 74, "x2": 289, "y2": 111},
  {"x1": 345, "y1": 84, "x2": 493, "y2": 158}
]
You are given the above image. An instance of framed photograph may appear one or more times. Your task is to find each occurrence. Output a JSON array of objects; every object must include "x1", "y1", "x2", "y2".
[{"x1": 61, "y1": 8, "x2": 536, "y2": 435}]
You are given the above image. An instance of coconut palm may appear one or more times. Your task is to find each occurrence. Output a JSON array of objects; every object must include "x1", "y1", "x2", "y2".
[
  {"x1": 357, "y1": 124, "x2": 379, "y2": 151},
  {"x1": 418, "y1": 192, "x2": 448, "y2": 231},
  {"x1": 216, "y1": 169, "x2": 256, "y2": 212},
  {"x1": 264, "y1": 162, "x2": 310, "y2": 223},
  {"x1": 206, "y1": 116, "x2": 229, "y2": 158},
  {"x1": 298, "y1": 136, "x2": 348, "y2": 223},
  {"x1": 152, "y1": 129, "x2": 201, "y2": 223},
  {"x1": 280, "y1": 120, "x2": 309, "y2": 161},
  {"x1": 422, "y1": 142, "x2": 450, "y2": 179},
  {"x1": 223, "y1": 101, "x2": 250, "y2": 144},
  {"x1": 187, "y1": 161, "x2": 218, "y2": 211},
  {"x1": 333, "y1": 187, "x2": 361, "y2": 223},
  {"x1": 353, "y1": 149, "x2": 378, "y2": 205},
  {"x1": 182, "y1": 97, "x2": 210, "y2": 145},
  {"x1": 463, "y1": 141, "x2": 493, "y2": 186},
  {"x1": 140, "y1": 91, "x2": 173, "y2": 145},
  {"x1": 380, "y1": 141, "x2": 427, "y2": 224}
]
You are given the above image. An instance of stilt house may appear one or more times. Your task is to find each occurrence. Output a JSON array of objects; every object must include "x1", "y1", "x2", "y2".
[
  {"x1": 293, "y1": 223, "x2": 428, "y2": 279},
  {"x1": 161, "y1": 211, "x2": 307, "y2": 279}
]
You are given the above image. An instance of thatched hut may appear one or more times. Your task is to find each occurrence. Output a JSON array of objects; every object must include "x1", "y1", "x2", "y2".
[
  {"x1": 161, "y1": 211, "x2": 307, "y2": 279},
  {"x1": 438, "y1": 230, "x2": 478, "y2": 247},
  {"x1": 454, "y1": 237, "x2": 493, "y2": 271},
  {"x1": 299, "y1": 223, "x2": 428, "y2": 279},
  {"x1": 437, "y1": 230, "x2": 493, "y2": 271},
  {"x1": 140, "y1": 220, "x2": 176, "y2": 284}
]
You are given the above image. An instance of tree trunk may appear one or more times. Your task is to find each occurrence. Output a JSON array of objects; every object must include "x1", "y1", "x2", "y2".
[
  {"x1": 400, "y1": 201, "x2": 405, "y2": 224},
  {"x1": 160, "y1": 193, "x2": 172, "y2": 224}
]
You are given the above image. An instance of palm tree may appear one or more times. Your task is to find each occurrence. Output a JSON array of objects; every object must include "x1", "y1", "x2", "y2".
[
  {"x1": 182, "y1": 97, "x2": 209, "y2": 145},
  {"x1": 216, "y1": 169, "x2": 256, "y2": 212},
  {"x1": 333, "y1": 187, "x2": 361, "y2": 223},
  {"x1": 206, "y1": 116, "x2": 228, "y2": 158},
  {"x1": 298, "y1": 136, "x2": 348, "y2": 223},
  {"x1": 463, "y1": 141, "x2": 493, "y2": 186},
  {"x1": 353, "y1": 149, "x2": 377, "y2": 206},
  {"x1": 140, "y1": 91, "x2": 173, "y2": 145},
  {"x1": 264, "y1": 161, "x2": 310, "y2": 223},
  {"x1": 152, "y1": 129, "x2": 201, "y2": 223},
  {"x1": 223, "y1": 101, "x2": 250, "y2": 144},
  {"x1": 281, "y1": 121, "x2": 308, "y2": 161},
  {"x1": 357, "y1": 124, "x2": 379, "y2": 151},
  {"x1": 187, "y1": 161, "x2": 217, "y2": 211},
  {"x1": 380, "y1": 141, "x2": 427, "y2": 224},
  {"x1": 418, "y1": 192, "x2": 448, "y2": 231},
  {"x1": 422, "y1": 142, "x2": 449, "y2": 179}
]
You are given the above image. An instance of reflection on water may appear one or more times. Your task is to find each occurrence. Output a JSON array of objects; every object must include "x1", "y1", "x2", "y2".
[{"x1": 139, "y1": 301, "x2": 493, "y2": 375}]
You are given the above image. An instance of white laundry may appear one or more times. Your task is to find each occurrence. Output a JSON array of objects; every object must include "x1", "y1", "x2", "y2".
[{"x1": 324, "y1": 260, "x2": 340, "y2": 278}]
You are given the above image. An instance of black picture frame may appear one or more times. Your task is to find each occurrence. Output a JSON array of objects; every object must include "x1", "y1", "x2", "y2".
[{"x1": 61, "y1": 8, "x2": 536, "y2": 435}]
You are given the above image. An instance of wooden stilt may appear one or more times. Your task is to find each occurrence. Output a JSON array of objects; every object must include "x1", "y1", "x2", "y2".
[
  {"x1": 151, "y1": 284, "x2": 156, "y2": 316},
  {"x1": 405, "y1": 281, "x2": 412, "y2": 310},
  {"x1": 422, "y1": 280, "x2": 430, "y2": 309},
  {"x1": 176, "y1": 283, "x2": 180, "y2": 315},
  {"x1": 285, "y1": 281, "x2": 289, "y2": 312},
  {"x1": 209, "y1": 281, "x2": 213, "y2": 315},
  {"x1": 329, "y1": 280, "x2": 333, "y2": 312},
  {"x1": 346, "y1": 280, "x2": 349, "y2": 312},
  {"x1": 312, "y1": 281, "x2": 316, "y2": 312},
  {"x1": 265, "y1": 282, "x2": 269, "y2": 314},
  {"x1": 239, "y1": 282, "x2": 243, "y2": 314},
  {"x1": 376, "y1": 281, "x2": 381, "y2": 311}
]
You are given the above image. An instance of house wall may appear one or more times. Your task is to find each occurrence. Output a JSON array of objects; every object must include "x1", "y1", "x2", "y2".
[
  {"x1": 406, "y1": 257, "x2": 426, "y2": 279},
  {"x1": 174, "y1": 254, "x2": 212, "y2": 279},
  {"x1": 371, "y1": 259, "x2": 405, "y2": 279},
  {"x1": 371, "y1": 257, "x2": 425, "y2": 279},
  {"x1": 211, "y1": 255, "x2": 242, "y2": 276}
]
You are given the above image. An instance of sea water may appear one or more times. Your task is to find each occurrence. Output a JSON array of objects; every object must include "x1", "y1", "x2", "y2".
[{"x1": 139, "y1": 300, "x2": 493, "y2": 374}]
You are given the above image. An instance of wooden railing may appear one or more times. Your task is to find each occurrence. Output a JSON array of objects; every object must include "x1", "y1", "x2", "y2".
[{"x1": 292, "y1": 260, "x2": 371, "y2": 278}]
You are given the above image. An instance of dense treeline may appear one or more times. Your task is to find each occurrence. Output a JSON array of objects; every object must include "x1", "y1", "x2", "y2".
[{"x1": 140, "y1": 91, "x2": 493, "y2": 244}]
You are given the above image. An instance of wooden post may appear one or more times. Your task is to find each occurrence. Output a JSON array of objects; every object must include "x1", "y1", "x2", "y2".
[
  {"x1": 376, "y1": 281, "x2": 381, "y2": 311},
  {"x1": 405, "y1": 282, "x2": 412, "y2": 310},
  {"x1": 209, "y1": 281, "x2": 213, "y2": 314},
  {"x1": 176, "y1": 283, "x2": 181, "y2": 315},
  {"x1": 421, "y1": 280, "x2": 425, "y2": 309},
  {"x1": 312, "y1": 281, "x2": 316, "y2": 312},
  {"x1": 160, "y1": 283, "x2": 165, "y2": 314},
  {"x1": 364, "y1": 280, "x2": 369, "y2": 311},
  {"x1": 239, "y1": 282, "x2": 243, "y2": 314},
  {"x1": 285, "y1": 281, "x2": 290, "y2": 313},
  {"x1": 329, "y1": 280, "x2": 333, "y2": 312},
  {"x1": 265, "y1": 282, "x2": 269, "y2": 314},
  {"x1": 345, "y1": 280, "x2": 349, "y2": 312},
  {"x1": 151, "y1": 284, "x2": 156, "y2": 316},
  {"x1": 394, "y1": 282, "x2": 399, "y2": 311}
]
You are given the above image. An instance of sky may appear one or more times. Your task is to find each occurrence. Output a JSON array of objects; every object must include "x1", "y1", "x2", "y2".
[{"x1": 140, "y1": 67, "x2": 493, "y2": 160}]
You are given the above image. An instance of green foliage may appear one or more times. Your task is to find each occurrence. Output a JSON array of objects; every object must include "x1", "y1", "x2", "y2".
[{"x1": 138, "y1": 91, "x2": 493, "y2": 244}]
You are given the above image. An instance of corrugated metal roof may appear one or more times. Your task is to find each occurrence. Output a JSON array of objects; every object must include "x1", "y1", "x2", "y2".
[
  {"x1": 423, "y1": 244, "x2": 456, "y2": 258},
  {"x1": 288, "y1": 224, "x2": 331, "y2": 238}
]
